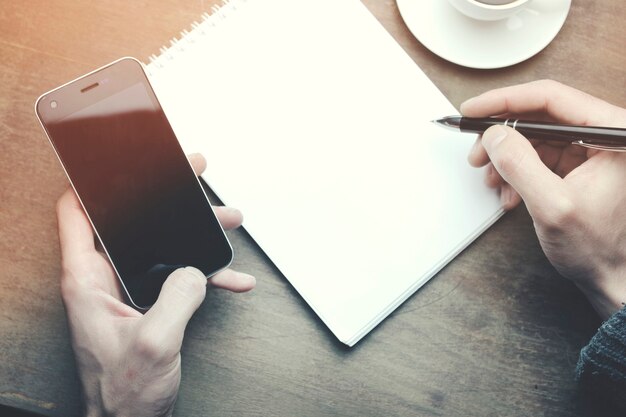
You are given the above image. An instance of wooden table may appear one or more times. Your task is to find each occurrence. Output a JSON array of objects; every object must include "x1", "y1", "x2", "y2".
[{"x1": 1, "y1": 1, "x2": 625, "y2": 416}]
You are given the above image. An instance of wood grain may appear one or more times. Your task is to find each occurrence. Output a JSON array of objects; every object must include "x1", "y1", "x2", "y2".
[{"x1": 1, "y1": 1, "x2": 625, "y2": 416}]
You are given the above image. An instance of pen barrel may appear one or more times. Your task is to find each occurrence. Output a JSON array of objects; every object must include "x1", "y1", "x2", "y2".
[
  {"x1": 460, "y1": 117, "x2": 504, "y2": 133},
  {"x1": 515, "y1": 122, "x2": 626, "y2": 145},
  {"x1": 460, "y1": 118, "x2": 626, "y2": 146}
]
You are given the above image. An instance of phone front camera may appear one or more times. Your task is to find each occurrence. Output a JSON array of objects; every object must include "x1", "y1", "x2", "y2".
[{"x1": 50, "y1": 100, "x2": 58, "y2": 109}]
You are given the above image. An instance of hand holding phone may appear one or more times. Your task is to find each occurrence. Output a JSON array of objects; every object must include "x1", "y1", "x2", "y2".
[
  {"x1": 37, "y1": 58, "x2": 256, "y2": 415},
  {"x1": 57, "y1": 154, "x2": 255, "y2": 417}
]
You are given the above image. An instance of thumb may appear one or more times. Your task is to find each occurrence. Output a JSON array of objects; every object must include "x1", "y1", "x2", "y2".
[
  {"x1": 141, "y1": 267, "x2": 207, "y2": 348},
  {"x1": 481, "y1": 125, "x2": 563, "y2": 215}
]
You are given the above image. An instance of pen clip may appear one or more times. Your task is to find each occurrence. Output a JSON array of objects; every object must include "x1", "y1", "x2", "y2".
[{"x1": 571, "y1": 140, "x2": 626, "y2": 153}]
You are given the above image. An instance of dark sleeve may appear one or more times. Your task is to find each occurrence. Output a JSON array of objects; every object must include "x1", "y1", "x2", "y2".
[{"x1": 576, "y1": 306, "x2": 626, "y2": 411}]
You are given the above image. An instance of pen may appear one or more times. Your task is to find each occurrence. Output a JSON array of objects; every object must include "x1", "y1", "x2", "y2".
[{"x1": 432, "y1": 116, "x2": 626, "y2": 152}]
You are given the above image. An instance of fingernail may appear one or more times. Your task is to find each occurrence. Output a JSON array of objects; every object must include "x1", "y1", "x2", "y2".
[
  {"x1": 459, "y1": 97, "x2": 477, "y2": 113},
  {"x1": 184, "y1": 266, "x2": 207, "y2": 282},
  {"x1": 242, "y1": 273, "x2": 256, "y2": 285},
  {"x1": 226, "y1": 207, "x2": 243, "y2": 222},
  {"x1": 188, "y1": 152, "x2": 201, "y2": 159},
  {"x1": 486, "y1": 163, "x2": 494, "y2": 178},
  {"x1": 501, "y1": 187, "x2": 511, "y2": 206},
  {"x1": 482, "y1": 125, "x2": 507, "y2": 151},
  {"x1": 470, "y1": 137, "x2": 481, "y2": 154}
]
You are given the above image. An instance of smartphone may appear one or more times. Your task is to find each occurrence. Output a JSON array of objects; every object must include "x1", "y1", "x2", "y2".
[{"x1": 35, "y1": 57, "x2": 233, "y2": 309}]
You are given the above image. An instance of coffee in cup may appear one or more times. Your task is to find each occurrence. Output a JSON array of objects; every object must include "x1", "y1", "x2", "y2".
[{"x1": 447, "y1": 0, "x2": 531, "y2": 21}]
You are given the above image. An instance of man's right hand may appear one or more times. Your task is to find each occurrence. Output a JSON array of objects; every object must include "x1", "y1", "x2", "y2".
[{"x1": 461, "y1": 80, "x2": 626, "y2": 320}]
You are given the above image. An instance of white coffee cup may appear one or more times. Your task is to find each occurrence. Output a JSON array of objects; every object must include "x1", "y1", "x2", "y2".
[{"x1": 447, "y1": 0, "x2": 532, "y2": 21}]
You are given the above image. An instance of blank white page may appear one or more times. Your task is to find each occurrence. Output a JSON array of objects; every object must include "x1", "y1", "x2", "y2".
[{"x1": 147, "y1": 0, "x2": 503, "y2": 346}]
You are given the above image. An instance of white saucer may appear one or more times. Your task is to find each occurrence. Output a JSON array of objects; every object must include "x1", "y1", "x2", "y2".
[{"x1": 396, "y1": 0, "x2": 571, "y2": 69}]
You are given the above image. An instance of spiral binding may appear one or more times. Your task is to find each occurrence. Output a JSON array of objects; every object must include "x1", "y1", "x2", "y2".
[{"x1": 146, "y1": 0, "x2": 248, "y2": 76}]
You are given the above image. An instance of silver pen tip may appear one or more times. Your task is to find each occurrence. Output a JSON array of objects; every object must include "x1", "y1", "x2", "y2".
[{"x1": 431, "y1": 116, "x2": 461, "y2": 131}]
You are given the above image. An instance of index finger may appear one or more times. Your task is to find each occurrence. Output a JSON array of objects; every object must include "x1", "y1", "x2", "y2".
[
  {"x1": 460, "y1": 80, "x2": 626, "y2": 127},
  {"x1": 56, "y1": 188, "x2": 96, "y2": 258},
  {"x1": 188, "y1": 152, "x2": 207, "y2": 176}
]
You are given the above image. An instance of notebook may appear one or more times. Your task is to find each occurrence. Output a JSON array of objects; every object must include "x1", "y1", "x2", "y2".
[{"x1": 145, "y1": 0, "x2": 503, "y2": 346}]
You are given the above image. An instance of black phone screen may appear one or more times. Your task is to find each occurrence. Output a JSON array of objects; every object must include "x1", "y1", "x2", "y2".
[{"x1": 40, "y1": 60, "x2": 232, "y2": 308}]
